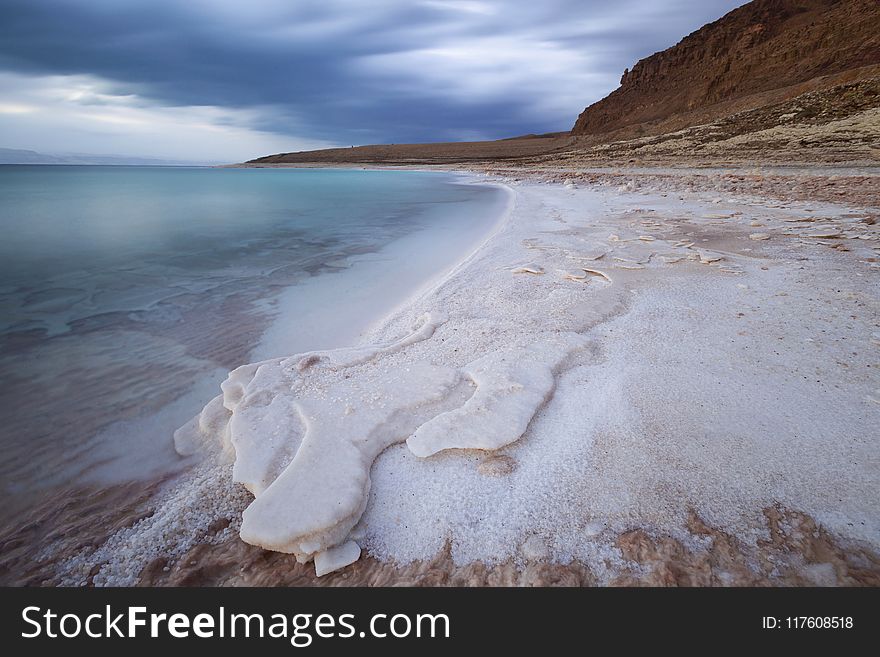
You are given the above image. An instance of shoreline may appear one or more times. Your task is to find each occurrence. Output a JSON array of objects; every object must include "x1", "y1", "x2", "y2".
[
  {"x1": 350, "y1": 179, "x2": 516, "y2": 347},
  {"x1": 3, "y1": 164, "x2": 878, "y2": 586},
  {"x1": 252, "y1": 174, "x2": 513, "y2": 360}
]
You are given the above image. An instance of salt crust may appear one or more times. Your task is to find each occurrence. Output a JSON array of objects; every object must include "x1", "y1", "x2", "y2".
[
  {"x1": 55, "y1": 173, "x2": 879, "y2": 584},
  {"x1": 175, "y1": 311, "x2": 586, "y2": 574}
]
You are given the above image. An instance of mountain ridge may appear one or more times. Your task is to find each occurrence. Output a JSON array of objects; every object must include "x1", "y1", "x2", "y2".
[{"x1": 571, "y1": 0, "x2": 880, "y2": 139}]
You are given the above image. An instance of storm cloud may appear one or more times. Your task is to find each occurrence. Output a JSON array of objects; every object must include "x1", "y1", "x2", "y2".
[{"x1": 0, "y1": 0, "x2": 745, "y2": 161}]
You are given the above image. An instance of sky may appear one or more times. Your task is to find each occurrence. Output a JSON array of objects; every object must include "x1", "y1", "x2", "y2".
[{"x1": 0, "y1": 0, "x2": 745, "y2": 163}]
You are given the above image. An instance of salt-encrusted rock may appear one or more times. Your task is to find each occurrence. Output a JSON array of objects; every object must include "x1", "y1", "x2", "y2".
[
  {"x1": 314, "y1": 541, "x2": 362, "y2": 577},
  {"x1": 512, "y1": 263, "x2": 545, "y2": 274},
  {"x1": 581, "y1": 268, "x2": 612, "y2": 282},
  {"x1": 174, "y1": 394, "x2": 233, "y2": 460},
  {"x1": 804, "y1": 229, "x2": 842, "y2": 238}
]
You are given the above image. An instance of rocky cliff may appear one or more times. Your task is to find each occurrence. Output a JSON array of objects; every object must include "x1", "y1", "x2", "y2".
[
  {"x1": 572, "y1": 0, "x2": 880, "y2": 138},
  {"x1": 250, "y1": 0, "x2": 879, "y2": 167}
]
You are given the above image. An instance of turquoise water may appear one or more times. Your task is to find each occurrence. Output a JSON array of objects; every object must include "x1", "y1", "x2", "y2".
[{"x1": 0, "y1": 166, "x2": 504, "y2": 518}]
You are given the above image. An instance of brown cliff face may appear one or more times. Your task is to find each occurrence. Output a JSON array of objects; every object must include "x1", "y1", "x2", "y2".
[{"x1": 572, "y1": 0, "x2": 880, "y2": 138}]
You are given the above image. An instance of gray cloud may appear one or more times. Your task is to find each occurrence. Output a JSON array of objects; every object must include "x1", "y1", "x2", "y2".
[{"x1": 0, "y1": 0, "x2": 746, "y2": 152}]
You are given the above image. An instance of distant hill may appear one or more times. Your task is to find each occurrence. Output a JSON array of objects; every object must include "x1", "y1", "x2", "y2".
[
  {"x1": 245, "y1": 134, "x2": 575, "y2": 166},
  {"x1": 0, "y1": 148, "x2": 68, "y2": 165},
  {"x1": 0, "y1": 148, "x2": 219, "y2": 166}
]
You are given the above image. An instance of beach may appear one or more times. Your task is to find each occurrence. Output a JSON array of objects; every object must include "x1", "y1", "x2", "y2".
[{"x1": 4, "y1": 166, "x2": 877, "y2": 586}]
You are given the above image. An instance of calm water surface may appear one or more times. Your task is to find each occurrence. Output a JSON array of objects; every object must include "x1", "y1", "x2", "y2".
[{"x1": 0, "y1": 165, "x2": 503, "y2": 523}]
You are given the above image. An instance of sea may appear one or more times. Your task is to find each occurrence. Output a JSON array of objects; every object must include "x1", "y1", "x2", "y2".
[{"x1": 0, "y1": 165, "x2": 506, "y2": 525}]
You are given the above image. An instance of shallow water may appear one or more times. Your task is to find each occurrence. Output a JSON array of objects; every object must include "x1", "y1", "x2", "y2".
[{"x1": 0, "y1": 165, "x2": 504, "y2": 525}]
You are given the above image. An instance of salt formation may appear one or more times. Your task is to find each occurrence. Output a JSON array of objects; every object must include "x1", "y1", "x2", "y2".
[
  {"x1": 512, "y1": 263, "x2": 545, "y2": 274},
  {"x1": 314, "y1": 541, "x2": 362, "y2": 577},
  {"x1": 407, "y1": 334, "x2": 585, "y2": 456},
  {"x1": 581, "y1": 268, "x2": 612, "y2": 282},
  {"x1": 175, "y1": 312, "x2": 583, "y2": 575}
]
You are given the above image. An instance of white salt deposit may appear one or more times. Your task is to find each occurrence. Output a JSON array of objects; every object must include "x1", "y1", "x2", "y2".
[
  {"x1": 408, "y1": 334, "x2": 586, "y2": 457},
  {"x1": 66, "y1": 172, "x2": 879, "y2": 584},
  {"x1": 176, "y1": 310, "x2": 585, "y2": 573},
  {"x1": 314, "y1": 540, "x2": 362, "y2": 577}
]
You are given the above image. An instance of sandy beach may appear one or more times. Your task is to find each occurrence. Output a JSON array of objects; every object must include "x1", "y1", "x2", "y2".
[{"x1": 3, "y1": 165, "x2": 876, "y2": 587}]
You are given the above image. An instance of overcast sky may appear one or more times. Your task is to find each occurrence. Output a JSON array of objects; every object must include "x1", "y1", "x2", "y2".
[{"x1": 0, "y1": 0, "x2": 745, "y2": 162}]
